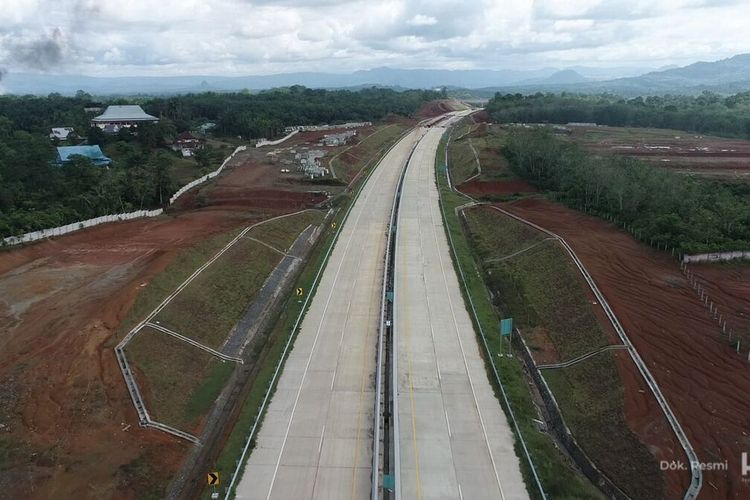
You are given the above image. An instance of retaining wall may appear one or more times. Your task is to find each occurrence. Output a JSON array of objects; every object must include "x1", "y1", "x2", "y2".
[{"x1": 255, "y1": 130, "x2": 299, "y2": 148}]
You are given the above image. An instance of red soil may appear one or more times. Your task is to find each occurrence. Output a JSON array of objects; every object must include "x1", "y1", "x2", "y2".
[
  {"x1": 689, "y1": 264, "x2": 750, "y2": 344},
  {"x1": 0, "y1": 150, "x2": 330, "y2": 497},
  {"x1": 0, "y1": 210, "x2": 250, "y2": 498},
  {"x1": 417, "y1": 99, "x2": 455, "y2": 119},
  {"x1": 499, "y1": 198, "x2": 750, "y2": 499},
  {"x1": 471, "y1": 109, "x2": 491, "y2": 123},
  {"x1": 459, "y1": 179, "x2": 537, "y2": 197}
]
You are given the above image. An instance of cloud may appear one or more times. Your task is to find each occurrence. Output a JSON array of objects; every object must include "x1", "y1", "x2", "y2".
[
  {"x1": 0, "y1": 0, "x2": 749, "y2": 76},
  {"x1": 407, "y1": 14, "x2": 438, "y2": 26}
]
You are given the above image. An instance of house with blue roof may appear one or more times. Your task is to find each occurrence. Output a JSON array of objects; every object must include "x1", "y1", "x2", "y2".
[{"x1": 56, "y1": 145, "x2": 112, "y2": 167}]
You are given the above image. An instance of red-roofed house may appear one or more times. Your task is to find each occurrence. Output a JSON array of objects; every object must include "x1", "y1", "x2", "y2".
[{"x1": 171, "y1": 131, "x2": 204, "y2": 157}]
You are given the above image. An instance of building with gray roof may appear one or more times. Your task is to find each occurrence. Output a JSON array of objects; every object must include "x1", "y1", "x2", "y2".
[{"x1": 91, "y1": 105, "x2": 159, "y2": 132}]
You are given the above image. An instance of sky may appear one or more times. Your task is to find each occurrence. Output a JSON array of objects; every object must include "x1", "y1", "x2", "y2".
[{"x1": 1, "y1": 0, "x2": 749, "y2": 77}]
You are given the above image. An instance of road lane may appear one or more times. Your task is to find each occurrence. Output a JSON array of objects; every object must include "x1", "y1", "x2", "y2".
[
  {"x1": 235, "y1": 128, "x2": 422, "y2": 500},
  {"x1": 395, "y1": 126, "x2": 528, "y2": 500}
]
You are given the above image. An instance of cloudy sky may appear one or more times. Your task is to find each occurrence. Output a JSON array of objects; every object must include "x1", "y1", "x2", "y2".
[{"x1": 1, "y1": 0, "x2": 749, "y2": 76}]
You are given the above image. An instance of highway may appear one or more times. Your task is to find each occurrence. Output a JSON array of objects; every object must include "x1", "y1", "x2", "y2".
[
  {"x1": 394, "y1": 126, "x2": 528, "y2": 500},
  {"x1": 235, "y1": 128, "x2": 422, "y2": 500}
]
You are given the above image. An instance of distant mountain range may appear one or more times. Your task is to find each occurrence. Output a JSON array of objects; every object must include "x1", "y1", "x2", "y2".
[
  {"x1": 2, "y1": 54, "x2": 750, "y2": 96},
  {"x1": 481, "y1": 54, "x2": 750, "y2": 96}
]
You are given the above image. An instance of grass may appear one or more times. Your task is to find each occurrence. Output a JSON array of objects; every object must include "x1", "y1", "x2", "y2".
[
  {"x1": 121, "y1": 209, "x2": 325, "y2": 438},
  {"x1": 152, "y1": 210, "x2": 325, "y2": 349},
  {"x1": 447, "y1": 120, "x2": 520, "y2": 188},
  {"x1": 249, "y1": 210, "x2": 324, "y2": 252},
  {"x1": 126, "y1": 326, "x2": 235, "y2": 431},
  {"x1": 114, "y1": 224, "x2": 253, "y2": 342},
  {"x1": 152, "y1": 240, "x2": 279, "y2": 348},
  {"x1": 465, "y1": 207, "x2": 610, "y2": 360},
  {"x1": 435, "y1": 134, "x2": 603, "y2": 499}
]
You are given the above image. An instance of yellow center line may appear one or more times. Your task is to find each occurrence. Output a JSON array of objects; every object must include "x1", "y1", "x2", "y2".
[
  {"x1": 351, "y1": 265, "x2": 378, "y2": 499},
  {"x1": 403, "y1": 253, "x2": 423, "y2": 500}
]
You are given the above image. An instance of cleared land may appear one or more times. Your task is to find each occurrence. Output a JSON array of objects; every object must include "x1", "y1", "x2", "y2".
[
  {"x1": 689, "y1": 263, "x2": 750, "y2": 344},
  {"x1": 0, "y1": 122, "x2": 391, "y2": 499},
  {"x1": 500, "y1": 198, "x2": 750, "y2": 499},
  {"x1": 570, "y1": 125, "x2": 750, "y2": 182}
]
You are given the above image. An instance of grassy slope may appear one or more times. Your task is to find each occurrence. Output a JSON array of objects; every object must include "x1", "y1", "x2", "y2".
[
  {"x1": 152, "y1": 210, "x2": 324, "y2": 349},
  {"x1": 466, "y1": 207, "x2": 610, "y2": 360},
  {"x1": 126, "y1": 327, "x2": 234, "y2": 431},
  {"x1": 448, "y1": 120, "x2": 515, "y2": 185},
  {"x1": 123, "y1": 210, "x2": 324, "y2": 435},
  {"x1": 153, "y1": 240, "x2": 279, "y2": 348}
]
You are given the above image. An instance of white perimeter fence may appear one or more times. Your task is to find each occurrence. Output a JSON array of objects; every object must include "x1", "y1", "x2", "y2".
[
  {"x1": 2, "y1": 146, "x2": 247, "y2": 247},
  {"x1": 682, "y1": 250, "x2": 750, "y2": 263},
  {"x1": 255, "y1": 130, "x2": 299, "y2": 148}
]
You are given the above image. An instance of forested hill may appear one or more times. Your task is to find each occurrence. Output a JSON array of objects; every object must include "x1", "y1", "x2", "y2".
[
  {"x1": 0, "y1": 87, "x2": 441, "y2": 239},
  {"x1": 486, "y1": 92, "x2": 750, "y2": 139}
]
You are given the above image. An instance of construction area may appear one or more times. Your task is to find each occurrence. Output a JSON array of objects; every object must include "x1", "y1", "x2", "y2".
[
  {"x1": 0, "y1": 118, "x2": 413, "y2": 499},
  {"x1": 569, "y1": 125, "x2": 750, "y2": 182}
]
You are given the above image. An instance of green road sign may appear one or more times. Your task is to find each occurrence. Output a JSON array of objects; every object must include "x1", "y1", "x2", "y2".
[
  {"x1": 500, "y1": 318, "x2": 513, "y2": 337},
  {"x1": 383, "y1": 474, "x2": 395, "y2": 490}
]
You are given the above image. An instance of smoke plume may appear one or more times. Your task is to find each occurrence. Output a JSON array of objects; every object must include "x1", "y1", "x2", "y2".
[{"x1": 10, "y1": 28, "x2": 66, "y2": 71}]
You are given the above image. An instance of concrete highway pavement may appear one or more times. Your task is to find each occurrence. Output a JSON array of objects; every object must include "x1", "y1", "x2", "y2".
[
  {"x1": 235, "y1": 128, "x2": 422, "y2": 500},
  {"x1": 394, "y1": 126, "x2": 528, "y2": 500}
]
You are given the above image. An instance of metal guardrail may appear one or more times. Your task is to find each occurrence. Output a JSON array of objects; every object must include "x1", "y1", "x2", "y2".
[
  {"x1": 384, "y1": 129, "x2": 425, "y2": 500},
  {"x1": 492, "y1": 205, "x2": 703, "y2": 500},
  {"x1": 371, "y1": 127, "x2": 420, "y2": 500}
]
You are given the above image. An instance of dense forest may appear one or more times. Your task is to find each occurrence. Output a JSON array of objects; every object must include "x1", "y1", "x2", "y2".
[
  {"x1": 0, "y1": 87, "x2": 439, "y2": 239},
  {"x1": 487, "y1": 92, "x2": 750, "y2": 139},
  {"x1": 504, "y1": 128, "x2": 750, "y2": 254},
  {"x1": 147, "y1": 86, "x2": 444, "y2": 139}
]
